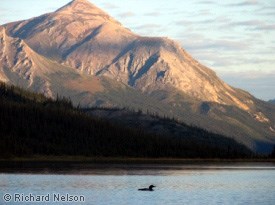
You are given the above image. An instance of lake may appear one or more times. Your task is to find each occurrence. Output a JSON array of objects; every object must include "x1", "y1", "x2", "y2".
[{"x1": 1, "y1": 163, "x2": 275, "y2": 205}]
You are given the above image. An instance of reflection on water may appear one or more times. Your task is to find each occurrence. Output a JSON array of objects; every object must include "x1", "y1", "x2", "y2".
[{"x1": 0, "y1": 164, "x2": 275, "y2": 205}]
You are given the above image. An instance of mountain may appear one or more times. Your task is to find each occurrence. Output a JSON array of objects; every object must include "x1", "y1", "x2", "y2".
[
  {"x1": 1, "y1": 0, "x2": 275, "y2": 153},
  {"x1": 269, "y1": 100, "x2": 275, "y2": 104},
  {"x1": 0, "y1": 83, "x2": 252, "y2": 158}
]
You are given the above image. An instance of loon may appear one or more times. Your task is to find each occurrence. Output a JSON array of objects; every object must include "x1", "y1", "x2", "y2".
[{"x1": 138, "y1": 185, "x2": 156, "y2": 191}]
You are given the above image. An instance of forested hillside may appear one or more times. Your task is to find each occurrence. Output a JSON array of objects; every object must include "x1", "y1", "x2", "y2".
[{"x1": 0, "y1": 83, "x2": 252, "y2": 158}]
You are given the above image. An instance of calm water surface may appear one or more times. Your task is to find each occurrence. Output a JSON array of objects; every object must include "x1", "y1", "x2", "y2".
[{"x1": 0, "y1": 164, "x2": 275, "y2": 205}]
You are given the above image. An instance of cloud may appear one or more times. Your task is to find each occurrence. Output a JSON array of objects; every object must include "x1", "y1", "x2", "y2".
[
  {"x1": 174, "y1": 15, "x2": 233, "y2": 30},
  {"x1": 254, "y1": 24, "x2": 275, "y2": 31},
  {"x1": 174, "y1": 39, "x2": 251, "y2": 68},
  {"x1": 196, "y1": 1, "x2": 217, "y2": 5},
  {"x1": 260, "y1": 11, "x2": 275, "y2": 16},
  {"x1": 174, "y1": 18, "x2": 216, "y2": 29},
  {"x1": 101, "y1": 3, "x2": 119, "y2": 9},
  {"x1": 134, "y1": 24, "x2": 162, "y2": 30},
  {"x1": 176, "y1": 34, "x2": 275, "y2": 69},
  {"x1": 221, "y1": 20, "x2": 275, "y2": 31},
  {"x1": 219, "y1": 71, "x2": 275, "y2": 100},
  {"x1": 253, "y1": 5, "x2": 275, "y2": 16},
  {"x1": 229, "y1": 20, "x2": 263, "y2": 27},
  {"x1": 184, "y1": 39, "x2": 250, "y2": 51},
  {"x1": 256, "y1": 5, "x2": 275, "y2": 11},
  {"x1": 197, "y1": 9, "x2": 212, "y2": 16},
  {"x1": 0, "y1": 8, "x2": 9, "y2": 14},
  {"x1": 219, "y1": 69, "x2": 275, "y2": 79},
  {"x1": 144, "y1": 12, "x2": 161, "y2": 17},
  {"x1": 118, "y1": 12, "x2": 136, "y2": 18},
  {"x1": 226, "y1": 0, "x2": 259, "y2": 7},
  {"x1": 206, "y1": 53, "x2": 275, "y2": 68},
  {"x1": 174, "y1": 32, "x2": 266, "y2": 68}
]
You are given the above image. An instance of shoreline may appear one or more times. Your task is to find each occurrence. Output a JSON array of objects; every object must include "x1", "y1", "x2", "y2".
[
  {"x1": 1, "y1": 157, "x2": 275, "y2": 174},
  {"x1": 1, "y1": 156, "x2": 275, "y2": 164}
]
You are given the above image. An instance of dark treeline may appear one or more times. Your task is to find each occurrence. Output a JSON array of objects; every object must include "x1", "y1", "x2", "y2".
[
  {"x1": 270, "y1": 146, "x2": 275, "y2": 158},
  {"x1": 0, "y1": 83, "x2": 253, "y2": 159}
]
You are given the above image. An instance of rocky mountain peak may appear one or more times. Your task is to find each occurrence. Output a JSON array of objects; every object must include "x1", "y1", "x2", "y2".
[
  {"x1": 55, "y1": 0, "x2": 111, "y2": 19},
  {"x1": 57, "y1": 0, "x2": 97, "y2": 11}
]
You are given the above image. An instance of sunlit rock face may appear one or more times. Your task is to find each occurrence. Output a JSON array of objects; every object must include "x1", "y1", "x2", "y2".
[{"x1": 3, "y1": 0, "x2": 253, "y2": 109}]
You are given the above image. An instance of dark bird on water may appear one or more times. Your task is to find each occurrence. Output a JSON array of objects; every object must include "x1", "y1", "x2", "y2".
[{"x1": 138, "y1": 185, "x2": 156, "y2": 191}]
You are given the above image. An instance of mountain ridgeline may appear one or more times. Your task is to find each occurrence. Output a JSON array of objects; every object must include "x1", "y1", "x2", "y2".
[
  {"x1": 0, "y1": 83, "x2": 252, "y2": 158},
  {"x1": 0, "y1": 0, "x2": 275, "y2": 153}
]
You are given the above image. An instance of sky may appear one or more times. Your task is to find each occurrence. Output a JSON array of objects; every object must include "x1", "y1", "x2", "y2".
[{"x1": 0, "y1": 0, "x2": 275, "y2": 100}]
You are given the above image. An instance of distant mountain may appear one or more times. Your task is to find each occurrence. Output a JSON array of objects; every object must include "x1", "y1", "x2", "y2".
[
  {"x1": 269, "y1": 99, "x2": 275, "y2": 104},
  {"x1": 1, "y1": 0, "x2": 275, "y2": 153},
  {"x1": 0, "y1": 83, "x2": 252, "y2": 158}
]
